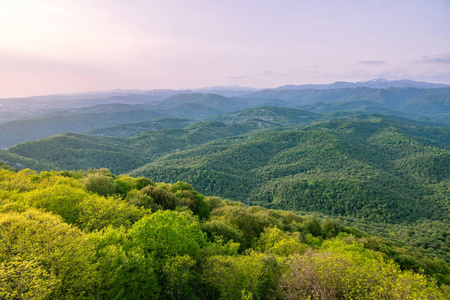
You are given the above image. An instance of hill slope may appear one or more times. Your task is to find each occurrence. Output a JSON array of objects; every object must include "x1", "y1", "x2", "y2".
[
  {"x1": 242, "y1": 87, "x2": 450, "y2": 122},
  {"x1": 2, "y1": 112, "x2": 449, "y2": 225},
  {"x1": 85, "y1": 118, "x2": 194, "y2": 137},
  {"x1": 210, "y1": 106, "x2": 320, "y2": 126},
  {"x1": 130, "y1": 116, "x2": 450, "y2": 224},
  {"x1": 0, "y1": 104, "x2": 169, "y2": 148},
  {"x1": 3, "y1": 121, "x2": 274, "y2": 173}
]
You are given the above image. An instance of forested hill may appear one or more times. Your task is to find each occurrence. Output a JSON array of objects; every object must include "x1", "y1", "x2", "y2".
[
  {"x1": 1, "y1": 86, "x2": 449, "y2": 148},
  {"x1": 0, "y1": 168, "x2": 448, "y2": 299},
  {"x1": 242, "y1": 87, "x2": 450, "y2": 123},
  {"x1": 3, "y1": 120, "x2": 273, "y2": 173},
  {"x1": 85, "y1": 118, "x2": 194, "y2": 137},
  {"x1": 131, "y1": 116, "x2": 450, "y2": 224},
  {"x1": 1, "y1": 112, "x2": 449, "y2": 264},
  {"x1": 2, "y1": 114, "x2": 449, "y2": 226},
  {"x1": 210, "y1": 105, "x2": 320, "y2": 126},
  {"x1": 0, "y1": 104, "x2": 169, "y2": 148},
  {"x1": 0, "y1": 106, "x2": 321, "y2": 172}
]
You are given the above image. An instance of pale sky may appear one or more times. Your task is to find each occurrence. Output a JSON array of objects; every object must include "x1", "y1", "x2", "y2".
[{"x1": 0, "y1": 0, "x2": 449, "y2": 97}]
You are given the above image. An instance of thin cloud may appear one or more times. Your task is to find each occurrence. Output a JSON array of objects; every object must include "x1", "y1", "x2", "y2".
[
  {"x1": 359, "y1": 60, "x2": 387, "y2": 65},
  {"x1": 416, "y1": 54, "x2": 450, "y2": 64}
]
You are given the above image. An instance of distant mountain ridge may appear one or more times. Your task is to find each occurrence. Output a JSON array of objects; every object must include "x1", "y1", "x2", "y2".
[
  {"x1": 0, "y1": 79, "x2": 449, "y2": 148},
  {"x1": 274, "y1": 78, "x2": 450, "y2": 90}
]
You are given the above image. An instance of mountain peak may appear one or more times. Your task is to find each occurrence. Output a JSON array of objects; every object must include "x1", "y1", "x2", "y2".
[{"x1": 367, "y1": 78, "x2": 389, "y2": 83}]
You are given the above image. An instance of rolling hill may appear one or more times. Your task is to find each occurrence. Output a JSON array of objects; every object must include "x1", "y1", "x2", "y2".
[
  {"x1": 0, "y1": 104, "x2": 170, "y2": 148},
  {"x1": 210, "y1": 106, "x2": 320, "y2": 126},
  {"x1": 3, "y1": 120, "x2": 277, "y2": 173},
  {"x1": 2, "y1": 110, "x2": 449, "y2": 262},
  {"x1": 1, "y1": 84, "x2": 449, "y2": 148},
  {"x1": 129, "y1": 116, "x2": 449, "y2": 224},
  {"x1": 85, "y1": 118, "x2": 195, "y2": 137}
]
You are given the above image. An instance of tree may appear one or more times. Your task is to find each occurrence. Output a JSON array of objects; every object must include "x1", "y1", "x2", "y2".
[
  {"x1": 141, "y1": 186, "x2": 180, "y2": 210},
  {"x1": 0, "y1": 259, "x2": 59, "y2": 300},
  {"x1": 163, "y1": 255, "x2": 196, "y2": 300},
  {"x1": 78, "y1": 194, "x2": 146, "y2": 231},
  {"x1": 277, "y1": 241, "x2": 446, "y2": 299},
  {"x1": 0, "y1": 209, "x2": 99, "y2": 299},
  {"x1": 83, "y1": 172, "x2": 117, "y2": 196},
  {"x1": 17, "y1": 184, "x2": 89, "y2": 225},
  {"x1": 255, "y1": 227, "x2": 307, "y2": 256},
  {"x1": 203, "y1": 252, "x2": 266, "y2": 300},
  {"x1": 129, "y1": 210, "x2": 207, "y2": 265},
  {"x1": 88, "y1": 226, "x2": 160, "y2": 300}
]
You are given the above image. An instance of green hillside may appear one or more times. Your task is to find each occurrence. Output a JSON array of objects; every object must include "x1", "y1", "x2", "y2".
[
  {"x1": 4, "y1": 113, "x2": 448, "y2": 225},
  {"x1": 0, "y1": 149, "x2": 58, "y2": 171},
  {"x1": 130, "y1": 117, "x2": 450, "y2": 224},
  {"x1": 150, "y1": 93, "x2": 252, "y2": 119},
  {"x1": 2, "y1": 113, "x2": 449, "y2": 264},
  {"x1": 0, "y1": 105, "x2": 169, "y2": 148},
  {"x1": 243, "y1": 87, "x2": 450, "y2": 122},
  {"x1": 2, "y1": 87, "x2": 449, "y2": 148},
  {"x1": 210, "y1": 105, "x2": 320, "y2": 126},
  {"x1": 85, "y1": 118, "x2": 194, "y2": 137},
  {"x1": 4, "y1": 121, "x2": 272, "y2": 173}
]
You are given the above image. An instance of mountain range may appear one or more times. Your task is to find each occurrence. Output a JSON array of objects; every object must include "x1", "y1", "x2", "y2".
[
  {"x1": 275, "y1": 78, "x2": 450, "y2": 90},
  {"x1": 0, "y1": 79, "x2": 449, "y2": 148},
  {"x1": 0, "y1": 79, "x2": 449, "y2": 264}
]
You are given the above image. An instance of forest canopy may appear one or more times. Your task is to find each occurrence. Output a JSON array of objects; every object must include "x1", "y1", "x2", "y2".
[{"x1": 0, "y1": 168, "x2": 448, "y2": 299}]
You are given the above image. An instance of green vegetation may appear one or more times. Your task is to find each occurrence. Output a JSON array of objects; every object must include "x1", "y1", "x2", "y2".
[
  {"x1": 0, "y1": 149, "x2": 58, "y2": 171},
  {"x1": 0, "y1": 104, "x2": 168, "y2": 148},
  {"x1": 0, "y1": 162, "x2": 16, "y2": 172},
  {"x1": 0, "y1": 168, "x2": 448, "y2": 299},
  {"x1": 2, "y1": 87, "x2": 450, "y2": 148},
  {"x1": 0, "y1": 103, "x2": 450, "y2": 272},
  {"x1": 85, "y1": 118, "x2": 194, "y2": 137},
  {"x1": 131, "y1": 117, "x2": 449, "y2": 224},
  {"x1": 3, "y1": 120, "x2": 273, "y2": 173},
  {"x1": 2, "y1": 113, "x2": 449, "y2": 264},
  {"x1": 210, "y1": 106, "x2": 320, "y2": 127}
]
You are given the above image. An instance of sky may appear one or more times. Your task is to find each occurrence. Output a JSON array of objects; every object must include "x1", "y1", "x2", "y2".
[{"x1": 0, "y1": 0, "x2": 449, "y2": 97}]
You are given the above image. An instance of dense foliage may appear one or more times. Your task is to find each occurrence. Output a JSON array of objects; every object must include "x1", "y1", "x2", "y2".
[
  {"x1": 0, "y1": 168, "x2": 448, "y2": 299},
  {"x1": 85, "y1": 118, "x2": 194, "y2": 137},
  {"x1": 2, "y1": 114, "x2": 449, "y2": 265},
  {"x1": 132, "y1": 117, "x2": 449, "y2": 224},
  {"x1": 4, "y1": 120, "x2": 272, "y2": 173}
]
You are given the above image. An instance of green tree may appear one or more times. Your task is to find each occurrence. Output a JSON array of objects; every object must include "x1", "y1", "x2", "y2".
[
  {"x1": 0, "y1": 209, "x2": 99, "y2": 299},
  {"x1": 277, "y1": 240, "x2": 446, "y2": 299},
  {"x1": 129, "y1": 210, "x2": 207, "y2": 265},
  {"x1": 17, "y1": 184, "x2": 89, "y2": 225},
  {"x1": 255, "y1": 227, "x2": 307, "y2": 256},
  {"x1": 141, "y1": 186, "x2": 180, "y2": 210},
  {"x1": 0, "y1": 258, "x2": 59, "y2": 300},
  {"x1": 88, "y1": 226, "x2": 160, "y2": 300},
  {"x1": 163, "y1": 255, "x2": 196, "y2": 300},
  {"x1": 203, "y1": 252, "x2": 267, "y2": 300},
  {"x1": 84, "y1": 172, "x2": 117, "y2": 197},
  {"x1": 78, "y1": 194, "x2": 147, "y2": 231}
]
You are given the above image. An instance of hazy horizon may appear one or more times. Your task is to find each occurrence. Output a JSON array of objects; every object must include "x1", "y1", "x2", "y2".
[
  {"x1": 1, "y1": 0, "x2": 449, "y2": 98},
  {"x1": 2, "y1": 77, "x2": 450, "y2": 100}
]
